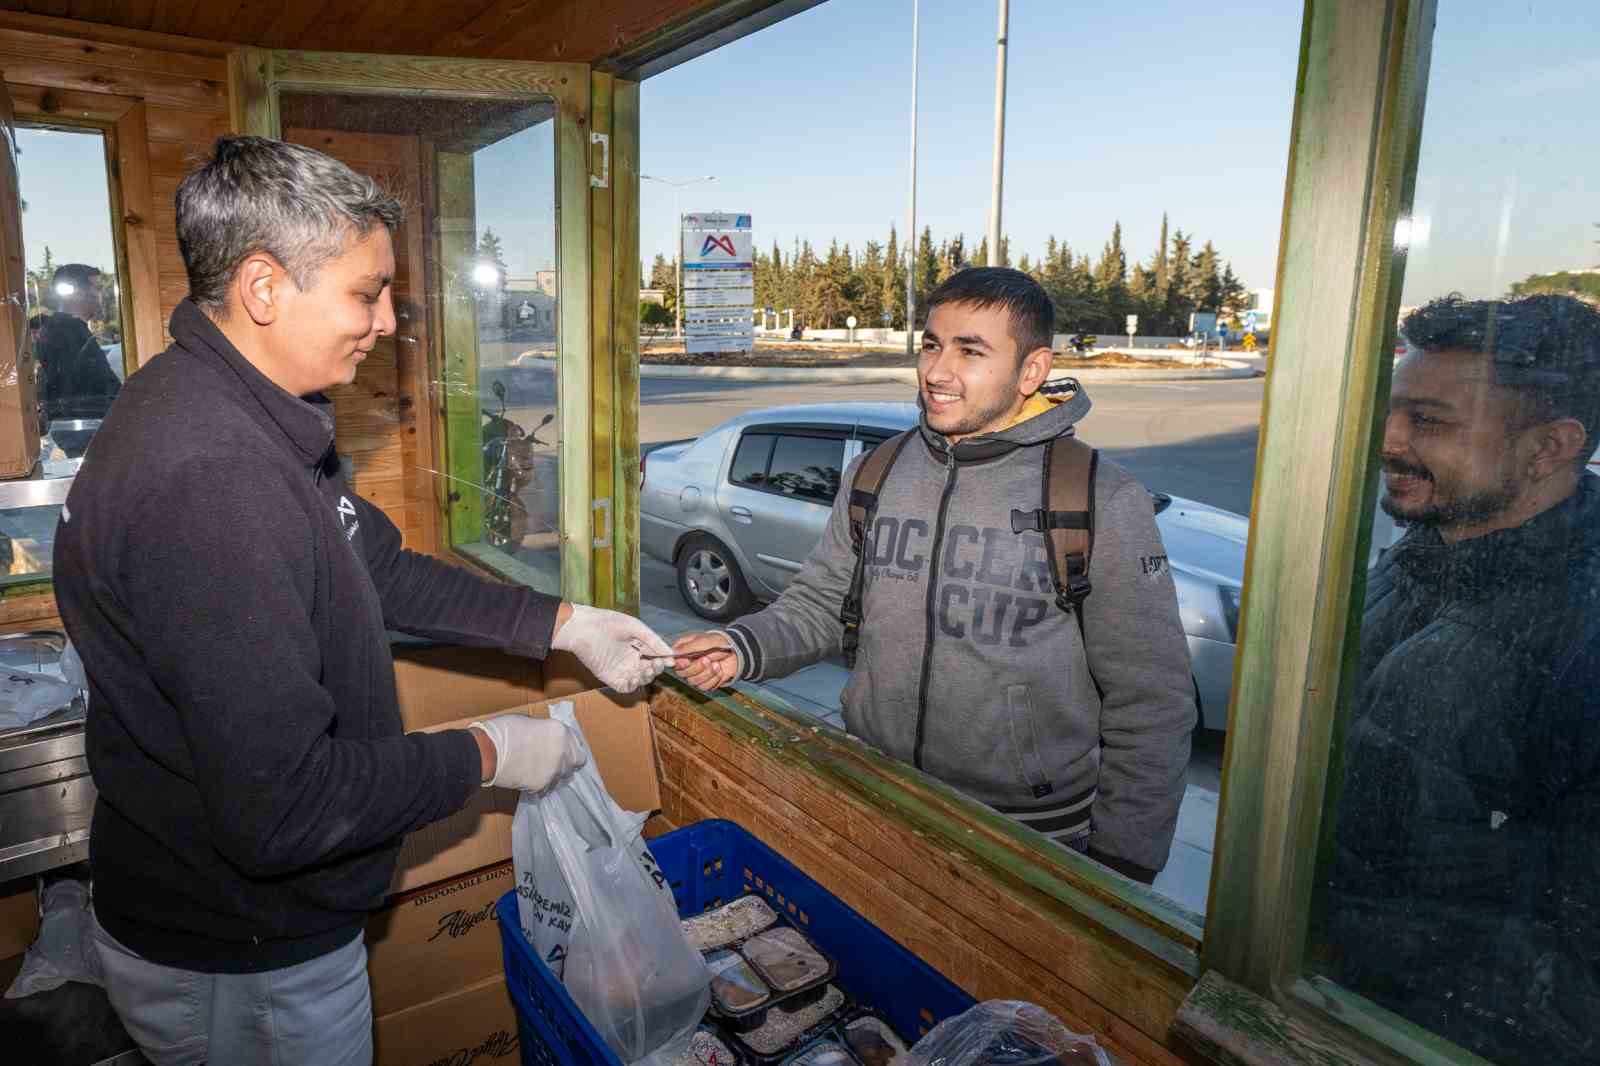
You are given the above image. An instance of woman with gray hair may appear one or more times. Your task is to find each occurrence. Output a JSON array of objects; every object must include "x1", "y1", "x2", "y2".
[{"x1": 52, "y1": 135, "x2": 672, "y2": 1066}]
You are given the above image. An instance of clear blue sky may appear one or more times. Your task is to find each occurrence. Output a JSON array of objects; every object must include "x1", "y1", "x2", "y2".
[
  {"x1": 17, "y1": 127, "x2": 118, "y2": 281},
  {"x1": 642, "y1": 0, "x2": 1598, "y2": 300},
  {"x1": 641, "y1": 0, "x2": 1306, "y2": 290},
  {"x1": 12, "y1": 1, "x2": 1596, "y2": 303}
]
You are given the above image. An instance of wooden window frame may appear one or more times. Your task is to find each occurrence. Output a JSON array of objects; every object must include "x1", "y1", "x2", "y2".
[{"x1": 231, "y1": 48, "x2": 597, "y2": 604}]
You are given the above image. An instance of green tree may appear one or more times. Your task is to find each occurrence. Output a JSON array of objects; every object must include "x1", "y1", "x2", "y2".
[
  {"x1": 476, "y1": 228, "x2": 508, "y2": 289},
  {"x1": 640, "y1": 300, "x2": 672, "y2": 328},
  {"x1": 1508, "y1": 270, "x2": 1600, "y2": 302},
  {"x1": 915, "y1": 226, "x2": 939, "y2": 325},
  {"x1": 1153, "y1": 212, "x2": 1170, "y2": 309},
  {"x1": 882, "y1": 226, "x2": 906, "y2": 329},
  {"x1": 1093, "y1": 222, "x2": 1129, "y2": 333},
  {"x1": 856, "y1": 239, "x2": 887, "y2": 328}
]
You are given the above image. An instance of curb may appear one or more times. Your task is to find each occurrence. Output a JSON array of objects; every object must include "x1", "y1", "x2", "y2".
[{"x1": 515, "y1": 352, "x2": 1261, "y2": 383}]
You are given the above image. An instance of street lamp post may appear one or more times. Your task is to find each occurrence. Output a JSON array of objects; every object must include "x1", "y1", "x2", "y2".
[
  {"x1": 642, "y1": 173, "x2": 716, "y2": 339},
  {"x1": 904, "y1": 0, "x2": 920, "y2": 359},
  {"x1": 989, "y1": 0, "x2": 1009, "y2": 266}
]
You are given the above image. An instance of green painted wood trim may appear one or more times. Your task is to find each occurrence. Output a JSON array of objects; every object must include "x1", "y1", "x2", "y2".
[
  {"x1": 1287, "y1": 979, "x2": 1497, "y2": 1066},
  {"x1": 611, "y1": 79, "x2": 642, "y2": 614},
  {"x1": 435, "y1": 150, "x2": 485, "y2": 550},
  {"x1": 556, "y1": 76, "x2": 593, "y2": 605},
  {"x1": 454, "y1": 540, "x2": 561, "y2": 593},
  {"x1": 1204, "y1": 0, "x2": 1436, "y2": 1005},
  {"x1": 1175, "y1": 971, "x2": 1409, "y2": 1066},
  {"x1": 657, "y1": 675, "x2": 1204, "y2": 968},
  {"x1": 589, "y1": 70, "x2": 617, "y2": 609}
]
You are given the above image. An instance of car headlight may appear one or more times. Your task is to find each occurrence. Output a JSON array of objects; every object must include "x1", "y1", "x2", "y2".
[{"x1": 1218, "y1": 585, "x2": 1241, "y2": 642}]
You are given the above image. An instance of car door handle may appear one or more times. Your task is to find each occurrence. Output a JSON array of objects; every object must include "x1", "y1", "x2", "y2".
[{"x1": 729, "y1": 505, "x2": 754, "y2": 523}]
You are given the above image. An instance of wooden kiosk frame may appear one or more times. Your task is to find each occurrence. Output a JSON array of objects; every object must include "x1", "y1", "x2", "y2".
[{"x1": 0, "y1": 1, "x2": 1503, "y2": 1062}]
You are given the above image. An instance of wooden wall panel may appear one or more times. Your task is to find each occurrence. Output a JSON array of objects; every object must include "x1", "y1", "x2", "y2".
[
  {"x1": 282, "y1": 126, "x2": 436, "y2": 553},
  {"x1": 0, "y1": 24, "x2": 230, "y2": 352}
]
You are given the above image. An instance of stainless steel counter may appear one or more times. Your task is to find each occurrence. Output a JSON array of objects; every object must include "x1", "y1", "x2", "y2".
[{"x1": 0, "y1": 632, "x2": 92, "y2": 884}]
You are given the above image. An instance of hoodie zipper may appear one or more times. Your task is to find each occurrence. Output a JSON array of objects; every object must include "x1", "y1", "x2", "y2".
[{"x1": 913, "y1": 447, "x2": 959, "y2": 769}]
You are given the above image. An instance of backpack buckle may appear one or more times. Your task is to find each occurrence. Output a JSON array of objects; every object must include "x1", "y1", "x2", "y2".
[
  {"x1": 1010, "y1": 508, "x2": 1044, "y2": 534},
  {"x1": 1056, "y1": 552, "x2": 1092, "y2": 612}
]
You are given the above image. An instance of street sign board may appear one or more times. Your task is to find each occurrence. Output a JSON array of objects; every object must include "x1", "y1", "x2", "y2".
[
  {"x1": 1125, "y1": 314, "x2": 1139, "y2": 333},
  {"x1": 681, "y1": 211, "x2": 754, "y2": 354}
]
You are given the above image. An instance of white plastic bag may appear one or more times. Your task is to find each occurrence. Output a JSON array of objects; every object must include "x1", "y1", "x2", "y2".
[
  {"x1": 512, "y1": 701, "x2": 710, "y2": 1065},
  {"x1": 0, "y1": 669, "x2": 79, "y2": 732},
  {"x1": 5, "y1": 879, "x2": 103, "y2": 999},
  {"x1": 907, "y1": 1001, "x2": 1111, "y2": 1066}
]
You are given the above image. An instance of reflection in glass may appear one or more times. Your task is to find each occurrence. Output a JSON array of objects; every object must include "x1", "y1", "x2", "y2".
[
  {"x1": 278, "y1": 92, "x2": 561, "y2": 593},
  {"x1": 1310, "y1": 5, "x2": 1600, "y2": 1061},
  {"x1": 6, "y1": 126, "x2": 127, "y2": 581}
]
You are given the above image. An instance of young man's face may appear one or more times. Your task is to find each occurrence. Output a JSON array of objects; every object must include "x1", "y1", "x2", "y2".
[
  {"x1": 267, "y1": 227, "x2": 396, "y2": 396},
  {"x1": 1380, "y1": 348, "x2": 1539, "y2": 537},
  {"x1": 918, "y1": 301, "x2": 1049, "y2": 442}
]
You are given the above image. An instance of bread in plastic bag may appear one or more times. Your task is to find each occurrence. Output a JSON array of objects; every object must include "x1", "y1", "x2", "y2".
[
  {"x1": 512, "y1": 700, "x2": 710, "y2": 1065},
  {"x1": 5, "y1": 879, "x2": 103, "y2": 999},
  {"x1": 906, "y1": 1001, "x2": 1111, "y2": 1066}
]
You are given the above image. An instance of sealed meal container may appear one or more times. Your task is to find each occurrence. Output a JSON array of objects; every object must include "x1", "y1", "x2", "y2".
[
  {"x1": 682, "y1": 893, "x2": 780, "y2": 952},
  {"x1": 707, "y1": 947, "x2": 773, "y2": 1017},
  {"x1": 740, "y1": 925, "x2": 834, "y2": 995},
  {"x1": 670, "y1": 1024, "x2": 748, "y2": 1066},
  {"x1": 497, "y1": 819, "x2": 974, "y2": 1066},
  {"x1": 731, "y1": 982, "x2": 849, "y2": 1064},
  {"x1": 838, "y1": 1010, "x2": 910, "y2": 1066}
]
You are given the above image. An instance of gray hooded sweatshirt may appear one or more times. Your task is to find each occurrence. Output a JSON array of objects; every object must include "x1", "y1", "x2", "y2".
[{"x1": 718, "y1": 387, "x2": 1194, "y2": 881}]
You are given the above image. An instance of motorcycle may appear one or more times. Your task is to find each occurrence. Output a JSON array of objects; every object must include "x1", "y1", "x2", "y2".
[
  {"x1": 1068, "y1": 332, "x2": 1098, "y2": 355},
  {"x1": 482, "y1": 379, "x2": 554, "y2": 550}
]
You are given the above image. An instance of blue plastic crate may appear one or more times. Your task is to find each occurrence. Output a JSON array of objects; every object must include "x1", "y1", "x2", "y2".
[{"x1": 497, "y1": 818, "x2": 976, "y2": 1065}]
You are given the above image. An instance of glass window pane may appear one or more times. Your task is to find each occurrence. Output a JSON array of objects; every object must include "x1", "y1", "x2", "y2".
[
  {"x1": 637, "y1": 3, "x2": 1304, "y2": 924},
  {"x1": 729, "y1": 432, "x2": 774, "y2": 487},
  {"x1": 1308, "y1": 4, "x2": 1600, "y2": 1062},
  {"x1": 3, "y1": 125, "x2": 127, "y2": 583},
  {"x1": 279, "y1": 92, "x2": 561, "y2": 593},
  {"x1": 768, "y1": 435, "x2": 842, "y2": 503}
]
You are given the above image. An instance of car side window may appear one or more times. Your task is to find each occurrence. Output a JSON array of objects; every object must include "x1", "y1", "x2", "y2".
[
  {"x1": 767, "y1": 435, "x2": 844, "y2": 504},
  {"x1": 728, "y1": 433, "x2": 775, "y2": 488}
]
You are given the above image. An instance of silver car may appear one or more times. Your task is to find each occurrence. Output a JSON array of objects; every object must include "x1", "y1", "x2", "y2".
[{"x1": 640, "y1": 402, "x2": 1245, "y2": 730}]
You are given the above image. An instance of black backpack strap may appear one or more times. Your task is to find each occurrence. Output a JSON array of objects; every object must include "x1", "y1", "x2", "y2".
[
  {"x1": 1010, "y1": 436, "x2": 1097, "y2": 614},
  {"x1": 840, "y1": 430, "x2": 914, "y2": 667}
]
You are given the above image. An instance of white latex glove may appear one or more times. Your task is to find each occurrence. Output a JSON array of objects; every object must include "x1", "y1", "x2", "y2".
[
  {"x1": 469, "y1": 715, "x2": 586, "y2": 792},
  {"x1": 550, "y1": 604, "x2": 672, "y2": 692}
]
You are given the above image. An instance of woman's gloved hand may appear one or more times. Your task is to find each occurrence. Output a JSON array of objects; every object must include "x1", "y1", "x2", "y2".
[
  {"x1": 469, "y1": 715, "x2": 586, "y2": 792},
  {"x1": 551, "y1": 604, "x2": 672, "y2": 692}
]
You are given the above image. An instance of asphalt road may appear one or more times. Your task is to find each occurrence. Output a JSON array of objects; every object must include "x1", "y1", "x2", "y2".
[{"x1": 639, "y1": 374, "x2": 1264, "y2": 514}]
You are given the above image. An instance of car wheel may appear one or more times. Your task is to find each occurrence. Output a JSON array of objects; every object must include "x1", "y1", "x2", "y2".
[{"x1": 676, "y1": 534, "x2": 754, "y2": 622}]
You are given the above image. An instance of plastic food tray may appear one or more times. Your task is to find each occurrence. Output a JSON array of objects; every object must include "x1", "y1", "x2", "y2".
[{"x1": 496, "y1": 818, "x2": 974, "y2": 1066}]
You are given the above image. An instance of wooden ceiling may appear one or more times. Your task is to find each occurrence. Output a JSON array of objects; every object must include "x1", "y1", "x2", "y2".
[{"x1": 0, "y1": 1, "x2": 817, "y2": 74}]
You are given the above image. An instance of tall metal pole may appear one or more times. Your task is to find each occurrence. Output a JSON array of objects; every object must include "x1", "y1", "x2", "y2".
[
  {"x1": 675, "y1": 210, "x2": 683, "y2": 339},
  {"x1": 904, "y1": 0, "x2": 920, "y2": 359},
  {"x1": 988, "y1": 0, "x2": 1009, "y2": 267}
]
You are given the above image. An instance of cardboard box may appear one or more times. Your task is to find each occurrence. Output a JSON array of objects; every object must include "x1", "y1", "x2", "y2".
[
  {"x1": 367, "y1": 861, "x2": 512, "y2": 1017},
  {"x1": 391, "y1": 684, "x2": 662, "y2": 895},
  {"x1": 391, "y1": 643, "x2": 598, "y2": 731},
  {"x1": 373, "y1": 973, "x2": 519, "y2": 1066},
  {"x1": 0, "y1": 880, "x2": 38, "y2": 960}
]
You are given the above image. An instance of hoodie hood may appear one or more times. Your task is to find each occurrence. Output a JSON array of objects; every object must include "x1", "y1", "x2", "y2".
[{"x1": 918, "y1": 376, "x2": 1092, "y2": 462}]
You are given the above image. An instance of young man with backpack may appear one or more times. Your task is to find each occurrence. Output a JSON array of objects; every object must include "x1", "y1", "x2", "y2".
[{"x1": 673, "y1": 267, "x2": 1194, "y2": 883}]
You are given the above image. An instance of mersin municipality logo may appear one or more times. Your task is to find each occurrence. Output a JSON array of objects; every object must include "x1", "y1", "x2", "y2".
[{"x1": 699, "y1": 235, "x2": 737, "y2": 258}]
